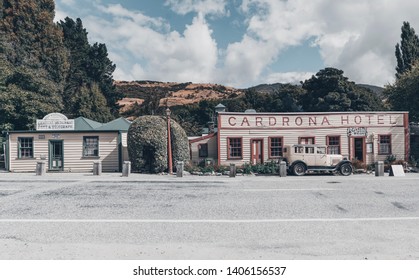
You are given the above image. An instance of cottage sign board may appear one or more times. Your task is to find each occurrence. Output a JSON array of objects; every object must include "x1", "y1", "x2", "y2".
[{"x1": 36, "y1": 113, "x2": 75, "y2": 131}]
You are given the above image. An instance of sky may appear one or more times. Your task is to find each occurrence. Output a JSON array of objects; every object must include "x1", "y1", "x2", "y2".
[{"x1": 54, "y1": 0, "x2": 419, "y2": 89}]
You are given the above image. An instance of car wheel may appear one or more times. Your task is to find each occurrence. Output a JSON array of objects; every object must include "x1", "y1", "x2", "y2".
[
  {"x1": 339, "y1": 163, "x2": 352, "y2": 176},
  {"x1": 293, "y1": 162, "x2": 306, "y2": 176}
]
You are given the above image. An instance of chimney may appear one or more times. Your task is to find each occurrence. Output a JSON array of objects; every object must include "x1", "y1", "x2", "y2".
[{"x1": 214, "y1": 103, "x2": 226, "y2": 114}]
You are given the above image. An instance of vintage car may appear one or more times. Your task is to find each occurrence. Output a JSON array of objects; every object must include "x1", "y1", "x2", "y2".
[{"x1": 282, "y1": 144, "x2": 353, "y2": 176}]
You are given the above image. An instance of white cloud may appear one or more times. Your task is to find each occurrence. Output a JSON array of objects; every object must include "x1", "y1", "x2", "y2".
[
  {"x1": 60, "y1": 0, "x2": 76, "y2": 6},
  {"x1": 265, "y1": 72, "x2": 315, "y2": 85},
  {"x1": 224, "y1": 0, "x2": 419, "y2": 86},
  {"x1": 83, "y1": 5, "x2": 218, "y2": 84},
  {"x1": 310, "y1": 0, "x2": 405, "y2": 85},
  {"x1": 222, "y1": 35, "x2": 278, "y2": 86},
  {"x1": 97, "y1": 4, "x2": 169, "y2": 31},
  {"x1": 222, "y1": 0, "x2": 321, "y2": 86},
  {"x1": 54, "y1": 9, "x2": 67, "y2": 22},
  {"x1": 54, "y1": 0, "x2": 419, "y2": 88},
  {"x1": 165, "y1": 0, "x2": 227, "y2": 17}
]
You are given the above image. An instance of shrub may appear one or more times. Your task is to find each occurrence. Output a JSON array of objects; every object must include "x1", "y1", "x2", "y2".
[
  {"x1": 127, "y1": 115, "x2": 189, "y2": 173},
  {"x1": 201, "y1": 165, "x2": 215, "y2": 173},
  {"x1": 242, "y1": 163, "x2": 252, "y2": 174},
  {"x1": 351, "y1": 158, "x2": 366, "y2": 170},
  {"x1": 242, "y1": 161, "x2": 279, "y2": 174},
  {"x1": 384, "y1": 154, "x2": 397, "y2": 164},
  {"x1": 409, "y1": 156, "x2": 419, "y2": 167}
]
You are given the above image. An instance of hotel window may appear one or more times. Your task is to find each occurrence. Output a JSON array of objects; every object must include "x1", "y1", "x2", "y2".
[
  {"x1": 299, "y1": 137, "x2": 315, "y2": 144},
  {"x1": 18, "y1": 137, "x2": 34, "y2": 158},
  {"x1": 327, "y1": 136, "x2": 341, "y2": 154},
  {"x1": 228, "y1": 138, "x2": 242, "y2": 159},
  {"x1": 198, "y1": 143, "x2": 208, "y2": 158},
  {"x1": 269, "y1": 137, "x2": 283, "y2": 158},
  {"x1": 83, "y1": 136, "x2": 99, "y2": 157},
  {"x1": 378, "y1": 135, "x2": 391, "y2": 155}
]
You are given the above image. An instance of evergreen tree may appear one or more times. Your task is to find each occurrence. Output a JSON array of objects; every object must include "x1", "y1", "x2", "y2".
[
  {"x1": 385, "y1": 63, "x2": 419, "y2": 122},
  {"x1": 267, "y1": 84, "x2": 304, "y2": 112},
  {"x1": 59, "y1": 17, "x2": 94, "y2": 118},
  {"x1": 301, "y1": 68, "x2": 384, "y2": 112},
  {"x1": 70, "y1": 82, "x2": 111, "y2": 123},
  {"x1": 0, "y1": 0, "x2": 68, "y2": 130},
  {"x1": 395, "y1": 21, "x2": 419, "y2": 79},
  {"x1": 58, "y1": 17, "x2": 122, "y2": 121},
  {"x1": 88, "y1": 42, "x2": 122, "y2": 116}
]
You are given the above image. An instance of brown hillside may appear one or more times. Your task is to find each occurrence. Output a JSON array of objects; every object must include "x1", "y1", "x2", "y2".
[{"x1": 115, "y1": 80, "x2": 244, "y2": 112}]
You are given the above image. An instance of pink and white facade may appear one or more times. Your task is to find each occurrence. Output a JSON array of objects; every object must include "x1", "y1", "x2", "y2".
[{"x1": 197, "y1": 111, "x2": 409, "y2": 167}]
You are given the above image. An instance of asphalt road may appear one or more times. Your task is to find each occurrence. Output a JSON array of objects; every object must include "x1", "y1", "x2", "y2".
[{"x1": 0, "y1": 172, "x2": 418, "y2": 259}]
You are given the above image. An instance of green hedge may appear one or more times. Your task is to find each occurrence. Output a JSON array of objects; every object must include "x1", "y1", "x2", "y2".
[{"x1": 127, "y1": 115, "x2": 189, "y2": 173}]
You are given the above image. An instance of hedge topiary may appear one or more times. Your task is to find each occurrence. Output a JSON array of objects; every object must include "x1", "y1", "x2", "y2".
[{"x1": 127, "y1": 115, "x2": 190, "y2": 173}]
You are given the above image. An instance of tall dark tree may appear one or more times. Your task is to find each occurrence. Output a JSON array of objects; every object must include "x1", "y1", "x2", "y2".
[
  {"x1": 59, "y1": 17, "x2": 91, "y2": 117},
  {"x1": 301, "y1": 68, "x2": 384, "y2": 112},
  {"x1": 0, "y1": 0, "x2": 68, "y2": 130},
  {"x1": 268, "y1": 84, "x2": 304, "y2": 112},
  {"x1": 58, "y1": 17, "x2": 122, "y2": 122},
  {"x1": 88, "y1": 42, "x2": 122, "y2": 116},
  {"x1": 0, "y1": 1, "x2": 122, "y2": 130},
  {"x1": 221, "y1": 84, "x2": 303, "y2": 113},
  {"x1": 385, "y1": 63, "x2": 419, "y2": 122},
  {"x1": 395, "y1": 21, "x2": 419, "y2": 79}
]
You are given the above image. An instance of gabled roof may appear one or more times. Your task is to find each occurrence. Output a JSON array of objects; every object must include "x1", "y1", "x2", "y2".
[
  {"x1": 9, "y1": 116, "x2": 132, "y2": 134},
  {"x1": 96, "y1": 117, "x2": 131, "y2": 131},
  {"x1": 74, "y1": 117, "x2": 103, "y2": 131}
]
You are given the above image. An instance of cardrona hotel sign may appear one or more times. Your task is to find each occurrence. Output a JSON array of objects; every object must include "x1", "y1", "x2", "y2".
[{"x1": 221, "y1": 113, "x2": 403, "y2": 129}]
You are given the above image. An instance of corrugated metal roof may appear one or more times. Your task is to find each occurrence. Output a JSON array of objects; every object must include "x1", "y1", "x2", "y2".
[
  {"x1": 8, "y1": 117, "x2": 131, "y2": 133},
  {"x1": 96, "y1": 117, "x2": 131, "y2": 131},
  {"x1": 74, "y1": 117, "x2": 103, "y2": 131}
]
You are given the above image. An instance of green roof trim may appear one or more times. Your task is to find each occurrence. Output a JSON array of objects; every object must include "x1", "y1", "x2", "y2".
[
  {"x1": 74, "y1": 117, "x2": 103, "y2": 131},
  {"x1": 8, "y1": 116, "x2": 132, "y2": 133},
  {"x1": 96, "y1": 117, "x2": 131, "y2": 131}
]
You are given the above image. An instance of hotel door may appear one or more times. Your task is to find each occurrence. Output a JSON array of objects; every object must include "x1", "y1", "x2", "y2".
[
  {"x1": 251, "y1": 139, "x2": 263, "y2": 165},
  {"x1": 49, "y1": 140, "x2": 63, "y2": 171},
  {"x1": 353, "y1": 137, "x2": 365, "y2": 162}
]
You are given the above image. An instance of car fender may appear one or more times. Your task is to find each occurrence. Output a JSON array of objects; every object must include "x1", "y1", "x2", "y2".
[
  {"x1": 335, "y1": 160, "x2": 352, "y2": 170},
  {"x1": 290, "y1": 160, "x2": 307, "y2": 170}
]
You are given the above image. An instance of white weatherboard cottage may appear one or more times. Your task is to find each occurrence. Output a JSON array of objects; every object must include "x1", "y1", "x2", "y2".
[{"x1": 4, "y1": 113, "x2": 131, "y2": 172}]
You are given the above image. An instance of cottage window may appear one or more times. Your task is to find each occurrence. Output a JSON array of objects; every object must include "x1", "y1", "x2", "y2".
[
  {"x1": 18, "y1": 137, "x2": 34, "y2": 158},
  {"x1": 83, "y1": 136, "x2": 99, "y2": 157},
  {"x1": 228, "y1": 138, "x2": 242, "y2": 159},
  {"x1": 198, "y1": 143, "x2": 208, "y2": 158},
  {"x1": 378, "y1": 135, "x2": 391, "y2": 155},
  {"x1": 269, "y1": 137, "x2": 283, "y2": 158},
  {"x1": 327, "y1": 136, "x2": 341, "y2": 154}
]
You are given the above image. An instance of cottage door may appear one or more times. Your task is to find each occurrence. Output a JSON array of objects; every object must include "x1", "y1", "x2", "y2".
[
  {"x1": 49, "y1": 140, "x2": 63, "y2": 171},
  {"x1": 251, "y1": 139, "x2": 263, "y2": 165}
]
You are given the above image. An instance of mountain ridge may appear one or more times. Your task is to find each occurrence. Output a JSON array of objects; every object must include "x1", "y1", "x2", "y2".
[{"x1": 116, "y1": 80, "x2": 385, "y2": 113}]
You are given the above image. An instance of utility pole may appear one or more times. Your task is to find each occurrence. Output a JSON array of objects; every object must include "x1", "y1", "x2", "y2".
[{"x1": 166, "y1": 107, "x2": 173, "y2": 174}]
